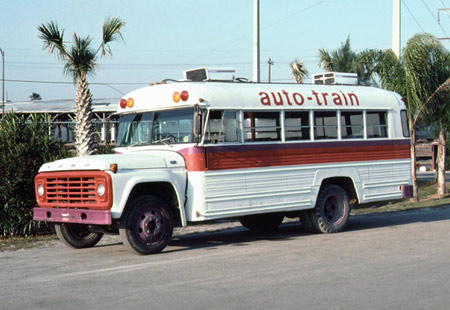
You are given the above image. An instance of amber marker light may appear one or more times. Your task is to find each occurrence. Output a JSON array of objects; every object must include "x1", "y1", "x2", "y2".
[
  {"x1": 110, "y1": 163, "x2": 118, "y2": 173},
  {"x1": 127, "y1": 98, "x2": 134, "y2": 108},
  {"x1": 173, "y1": 91, "x2": 181, "y2": 102}
]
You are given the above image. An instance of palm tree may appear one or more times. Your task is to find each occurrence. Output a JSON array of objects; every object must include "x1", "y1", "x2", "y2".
[
  {"x1": 364, "y1": 33, "x2": 450, "y2": 200},
  {"x1": 319, "y1": 36, "x2": 374, "y2": 86},
  {"x1": 38, "y1": 16, "x2": 125, "y2": 156},
  {"x1": 290, "y1": 60, "x2": 309, "y2": 84}
]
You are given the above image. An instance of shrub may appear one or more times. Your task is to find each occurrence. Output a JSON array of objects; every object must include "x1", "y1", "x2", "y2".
[{"x1": 0, "y1": 113, "x2": 67, "y2": 237}]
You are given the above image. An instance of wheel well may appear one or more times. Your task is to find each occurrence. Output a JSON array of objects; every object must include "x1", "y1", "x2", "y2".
[
  {"x1": 124, "y1": 182, "x2": 182, "y2": 226},
  {"x1": 320, "y1": 177, "x2": 358, "y2": 204}
]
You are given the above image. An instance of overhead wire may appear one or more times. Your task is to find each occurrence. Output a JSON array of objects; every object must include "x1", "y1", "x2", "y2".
[
  {"x1": 402, "y1": 0, "x2": 426, "y2": 32},
  {"x1": 421, "y1": 0, "x2": 450, "y2": 38}
]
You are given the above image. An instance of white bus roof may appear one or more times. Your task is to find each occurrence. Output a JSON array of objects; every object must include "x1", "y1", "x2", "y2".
[{"x1": 119, "y1": 81, "x2": 404, "y2": 113}]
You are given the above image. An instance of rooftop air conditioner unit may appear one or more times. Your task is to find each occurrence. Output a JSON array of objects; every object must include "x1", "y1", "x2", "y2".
[
  {"x1": 312, "y1": 72, "x2": 358, "y2": 85},
  {"x1": 184, "y1": 67, "x2": 236, "y2": 81}
]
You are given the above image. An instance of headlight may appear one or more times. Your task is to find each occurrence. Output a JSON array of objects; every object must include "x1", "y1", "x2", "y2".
[
  {"x1": 37, "y1": 185, "x2": 44, "y2": 196},
  {"x1": 97, "y1": 184, "x2": 105, "y2": 197}
]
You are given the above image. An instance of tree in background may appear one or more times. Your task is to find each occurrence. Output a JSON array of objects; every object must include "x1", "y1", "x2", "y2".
[
  {"x1": 290, "y1": 59, "x2": 309, "y2": 83},
  {"x1": 29, "y1": 93, "x2": 42, "y2": 101},
  {"x1": 37, "y1": 16, "x2": 124, "y2": 156},
  {"x1": 318, "y1": 36, "x2": 374, "y2": 86},
  {"x1": 362, "y1": 33, "x2": 450, "y2": 200},
  {"x1": 0, "y1": 113, "x2": 67, "y2": 236}
]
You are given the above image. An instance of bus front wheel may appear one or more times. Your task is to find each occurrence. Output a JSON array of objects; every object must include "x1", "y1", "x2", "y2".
[
  {"x1": 308, "y1": 184, "x2": 350, "y2": 233},
  {"x1": 55, "y1": 223, "x2": 103, "y2": 249},
  {"x1": 119, "y1": 196, "x2": 173, "y2": 255}
]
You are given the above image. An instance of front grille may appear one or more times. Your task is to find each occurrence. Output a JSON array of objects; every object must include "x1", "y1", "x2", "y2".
[
  {"x1": 35, "y1": 171, "x2": 113, "y2": 210},
  {"x1": 46, "y1": 176, "x2": 97, "y2": 204}
]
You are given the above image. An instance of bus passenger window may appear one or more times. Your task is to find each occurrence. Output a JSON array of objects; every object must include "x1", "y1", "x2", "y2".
[
  {"x1": 204, "y1": 110, "x2": 240, "y2": 144},
  {"x1": 285, "y1": 111, "x2": 310, "y2": 141},
  {"x1": 367, "y1": 111, "x2": 388, "y2": 138},
  {"x1": 244, "y1": 112, "x2": 281, "y2": 142},
  {"x1": 204, "y1": 110, "x2": 222, "y2": 144},
  {"x1": 223, "y1": 111, "x2": 239, "y2": 142},
  {"x1": 341, "y1": 112, "x2": 363, "y2": 139},
  {"x1": 314, "y1": 111, "x2": 337, "y2": 140},
  {"x1": 400, "y1": 110, "x2": 410, "y2": 137}
]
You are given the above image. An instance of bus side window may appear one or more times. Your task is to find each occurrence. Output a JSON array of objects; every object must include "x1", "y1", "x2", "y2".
[
  {"x1": 314, "y1": 111, "x2": 337, "y2": 140},
  {"x1": 244, "y1": 112, "x2": 281, "y2": 142},
  {"x1": 341, "y1": 111, "x2": 363, "y2": 139},
  {"x1": 223, "y1": 111, "x2": 240, "y2": 142},
  {"x1": 205, "y1": 110, "x2": 223, "y2": 144},
  {"x1": 367, "y1": 111, "x2": 388, "y2": 138},
  {"x1": 285, "y1": 111, "x2": 310, "y2": 141},
  {"x1": 400, "y1": 110, "x2": 410, "y2": 137},
  {"x1": 204, "y1": 110, "x2": 240, "y2": 144}
]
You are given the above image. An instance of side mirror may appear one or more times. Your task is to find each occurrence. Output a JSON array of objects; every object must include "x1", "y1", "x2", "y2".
[{"x1": 193, "y1": 104, "x2": 202, "y2": 140}]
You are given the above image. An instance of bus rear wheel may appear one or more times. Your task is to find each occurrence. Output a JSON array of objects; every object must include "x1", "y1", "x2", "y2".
[
  {"x1": 308, "y1": 184, "x2": 350, "y2": 233},
  {"x1": 55, "y1": 223, "x2": 103, "y2": 249},
  {"x1": 238, "y1": 213, "x2": 284, "y2": 231},
  {"x1": 119, "y1": 196, "x2": 173, "y2": 255}
]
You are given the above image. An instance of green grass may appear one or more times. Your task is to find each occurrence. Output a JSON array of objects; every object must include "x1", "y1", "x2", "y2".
[
  {"x1": 351, "y1": 180, "x2": 450, "y2": 214},
  {"x1": 0, "y1": 234, "x2": 59, "y2": 252}
]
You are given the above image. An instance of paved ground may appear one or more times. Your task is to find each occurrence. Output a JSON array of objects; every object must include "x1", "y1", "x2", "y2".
[{"x1": 1, "y1": 206, "x2": 450, "y2": 310}]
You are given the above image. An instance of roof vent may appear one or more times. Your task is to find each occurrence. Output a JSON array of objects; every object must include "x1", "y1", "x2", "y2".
[
  {"x1": 184, "y1": 67, "x2": 236, "y2": 81},
  {"x1": 312, "y1": 72, "x2": 358, "y2": 85}
]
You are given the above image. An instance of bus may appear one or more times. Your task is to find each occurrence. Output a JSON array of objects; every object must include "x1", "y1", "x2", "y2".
[{"x1": 33, "y1": 70, "x2": 413, "y2": 254}]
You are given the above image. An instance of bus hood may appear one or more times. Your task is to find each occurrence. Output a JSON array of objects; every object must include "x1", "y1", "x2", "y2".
[{"x1": 38, "y1": 151, "x2": 186, "y2": 173}]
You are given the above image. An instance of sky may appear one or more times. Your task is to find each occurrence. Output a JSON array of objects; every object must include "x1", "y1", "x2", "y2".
[{"x1": 1, "y1": 0, "x2": 450, "y2": 102}]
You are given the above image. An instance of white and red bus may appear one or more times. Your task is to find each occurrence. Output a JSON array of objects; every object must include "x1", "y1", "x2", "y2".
[{"x1": 34, "y1": 70, "x2": 413, "y2": 254}]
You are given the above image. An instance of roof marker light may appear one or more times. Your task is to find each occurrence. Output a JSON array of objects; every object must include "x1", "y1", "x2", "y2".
[
  {"x1": 173, "y1": 91, "x2": 181, "y2": 102},
  {"x1": 180, "y1": 90, "x2": 189, "y2": 101},
  {"x1": 127, "y1": 98, "x2": 134, "y2": 108},
  {"x1": 120, "y1": 99, "x2": 127, "y2": 109}
]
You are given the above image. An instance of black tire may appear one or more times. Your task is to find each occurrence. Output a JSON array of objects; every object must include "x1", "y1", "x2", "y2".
[
  {"x1": 55, "y1": 223, "x2": 103, "y2": 249},
  {"x1": 299, "y1": 210, "x2": 316, "y2": 232},
  {"x1": 119, "y1": 196, "x2": 173, "y2": 255},
  {"x1": 309, "y1": 184, "x2": 350, "y2": 233},
  {"x1": 238, "y1": 213, "x2": 284, "y2": 231}
]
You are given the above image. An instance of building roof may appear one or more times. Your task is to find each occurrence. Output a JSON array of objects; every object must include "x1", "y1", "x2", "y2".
[{"x1": 1, "y1": 98, "x2": 119, "y2": 114}]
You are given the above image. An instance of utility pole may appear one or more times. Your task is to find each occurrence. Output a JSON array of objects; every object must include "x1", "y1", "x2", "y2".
[
  {"x1": 1, "y1": 48, "x2": 4, "y2": 114},
  {"x1": 392, "y1": 0, "x2": 401, "y2": 58},
  {"x1": 437, "y1": 8, "x2": 450, "y2": 40},
  {"x1": 267, "y1": 58, "x2": 274, "y2": 83},
  {"x1": 437, "y1": 8, "x2": 450, "y2": 24},
  {"x1": 253, "y1": 0, "x2": 260, "y2": 82}
]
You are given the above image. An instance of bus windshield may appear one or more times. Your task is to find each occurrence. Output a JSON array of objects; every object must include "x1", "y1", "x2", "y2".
[{"x1": 116, "y1": 108, "x2": 195, "y2": 147}]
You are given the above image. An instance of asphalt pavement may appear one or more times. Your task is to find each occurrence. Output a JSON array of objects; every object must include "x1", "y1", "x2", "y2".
[{"x1": 1, "y1": 206, "x2": 450, "y2": 310}]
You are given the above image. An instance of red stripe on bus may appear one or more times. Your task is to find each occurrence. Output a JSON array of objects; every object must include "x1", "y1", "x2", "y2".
[{"x1": 178, "y1": 140, "x2": 410, "y2": 172}]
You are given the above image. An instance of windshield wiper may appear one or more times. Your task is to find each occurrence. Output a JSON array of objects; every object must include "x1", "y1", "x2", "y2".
[{"x1": 152, "y1": 137, "x2": 172, "y2": 146}]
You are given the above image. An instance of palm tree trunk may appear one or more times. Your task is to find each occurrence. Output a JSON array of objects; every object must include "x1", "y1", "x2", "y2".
[
  {"x1": 437, "y1": 128, "x2": 446, "y2": 198},
  {"x1": 409, "y1": 114, "x2": 418, "y2": 202},
  {"x1": 74, "y1": 75, "x2": 94, "y2": 156}
]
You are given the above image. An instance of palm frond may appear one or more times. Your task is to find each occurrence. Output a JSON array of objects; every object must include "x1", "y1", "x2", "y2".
[
  {"x1": 318, "y1": 48, "x2": 333, "y2": 71},
  {"x1": 100, "y1": 16, "x2": 125, "y2": 56},
  {"x1": 37, "y1": 21, "x2": 67, "y2": 59},
  {"x1": 64, "y1": 33, "x2": 96, "y2": 82},
  {"x1": 290, "y1": 60, "x2": 309, "y2": 83}
]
